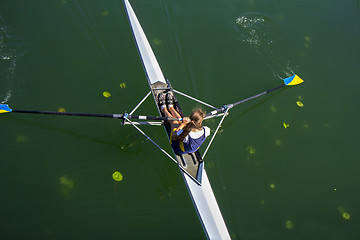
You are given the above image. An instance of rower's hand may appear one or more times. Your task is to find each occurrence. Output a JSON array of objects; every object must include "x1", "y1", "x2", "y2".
[{"x1": 182, "y1": 117, "x2": 190, "y2": 123}]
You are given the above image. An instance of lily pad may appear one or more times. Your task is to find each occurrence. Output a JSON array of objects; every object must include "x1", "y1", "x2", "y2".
[
  {"x1": 343, "y1": 212, "x2": 351, "y2": 220},
  {"x1": 152, "y1": 39, "x2": 162, "y2": 45},
  {"x1": 103, "y1": 91, "x2": 111, "y2": 98},
  {"x1": 338, "y1": 207, "x2": 351, "y2": 220},
  {"x1": 112, "y1": 171, "x2": 123, "y2": 182},
  {"x1": 247, "y1": 145, "x2": 256, "y2": 154},
  {"x1": 270, "y1": 105, "x2": 277, "y2": 113},
  {"x1": 275, "y1": 139, "x2": 282, "y2": 146},
  {"x1": 101, "y1": 10, "x2": 110, "y2": 16},
  {"x1": 16, "y1": 135, "x2": 26, "y2": 143},
  {"x1": 285, "y1": 220, "x2": 294, "y2": 229},
  {"x1": 296, "y1": 101, "x2": 304, "y2": 107}
]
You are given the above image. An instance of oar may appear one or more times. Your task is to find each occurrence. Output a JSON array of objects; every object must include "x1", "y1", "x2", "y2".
[
  {"x1": 0, "y1": 104, "x2": 181, "y2": 121},
  {"x1": 205, "y1": 74, "x2": 304, "y2": 118}
]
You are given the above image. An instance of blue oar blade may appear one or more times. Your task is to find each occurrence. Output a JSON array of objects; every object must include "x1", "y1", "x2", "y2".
[
  {"x1": 0, "y1": 104, "x2": 13, "y2": 113},
  {"x1": 283, "y1": 74, "x2": 304, "y2": 86}
]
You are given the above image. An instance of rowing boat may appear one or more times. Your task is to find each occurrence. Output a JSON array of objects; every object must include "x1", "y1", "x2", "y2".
[{"x1": 123, "y1": 0, "x2": 231, "y2": 239}]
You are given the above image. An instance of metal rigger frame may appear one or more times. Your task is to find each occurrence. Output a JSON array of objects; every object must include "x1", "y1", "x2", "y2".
[{"x1": 122, "y1": 89, "x2": 230, "y2": 170}]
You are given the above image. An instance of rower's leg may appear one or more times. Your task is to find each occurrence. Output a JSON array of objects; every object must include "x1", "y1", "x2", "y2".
[
  {"x1": 159, "y1": 92, "x2": 181, "y2": 128},
  {"x1": 169, "y1": 106, "x2": 182, "y2": 119}
]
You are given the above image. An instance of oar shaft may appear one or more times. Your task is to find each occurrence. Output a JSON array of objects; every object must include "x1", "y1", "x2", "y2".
[
  {"x1": 11, "y1": 109, "x2": 181, "y2": 121},
  {"x1": 231, "y1": 84, "x2": 285, "y2": 108},
  {"x1": 205, "y1": 84, "x2": 286, "y2": 117},
  {"x1": 12, "y1": 110, "x2": 117, "y2": 118}
]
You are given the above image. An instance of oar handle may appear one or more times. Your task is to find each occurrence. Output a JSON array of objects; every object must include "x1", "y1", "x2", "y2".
[{"x1": 127, "y1": 115, "x2": 181, "y2": 121}]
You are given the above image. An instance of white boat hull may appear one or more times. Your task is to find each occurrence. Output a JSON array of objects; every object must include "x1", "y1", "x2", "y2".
[{"x1": 123, "y1": 1, "x2": 230, "y2": 239}]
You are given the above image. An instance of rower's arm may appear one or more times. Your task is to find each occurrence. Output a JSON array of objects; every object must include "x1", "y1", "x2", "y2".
[
  {"x1": 177, "y1": 122, "x2": 187, "y2": 130},
  {"x1": 177, "y1": 117, "x2": 190, "y2": 130}
]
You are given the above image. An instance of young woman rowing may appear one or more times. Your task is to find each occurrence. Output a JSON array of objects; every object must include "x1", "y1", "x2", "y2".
[{"x1": 159, "y1": 91, "x2": 210, "y2": 155}]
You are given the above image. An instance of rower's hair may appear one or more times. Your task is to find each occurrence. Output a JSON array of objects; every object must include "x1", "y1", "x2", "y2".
[{"x1": 174, "y1": 108, "x2": 205, "y2": 142}]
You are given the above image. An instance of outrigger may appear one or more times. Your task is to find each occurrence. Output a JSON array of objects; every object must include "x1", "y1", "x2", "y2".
[{"x1": 0, "y1": 0, "x2": 303, "y2": 239}]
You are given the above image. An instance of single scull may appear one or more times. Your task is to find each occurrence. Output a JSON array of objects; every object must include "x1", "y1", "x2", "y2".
[{"x1": 123, "y1": 0, "x2": 231, "y2": 239}]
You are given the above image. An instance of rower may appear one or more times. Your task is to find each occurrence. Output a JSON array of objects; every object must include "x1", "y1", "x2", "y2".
[{"x1": 159, "y1": 91, "x2": 210, "y2": 155}]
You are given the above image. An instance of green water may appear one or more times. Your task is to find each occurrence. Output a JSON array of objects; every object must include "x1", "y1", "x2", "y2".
[{"x1": 1, "y1": 0, "x2": 359, "y2": 239}]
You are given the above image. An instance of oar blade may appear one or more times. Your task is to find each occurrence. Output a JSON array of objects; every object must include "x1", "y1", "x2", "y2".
[
  {"x1": 0, "y1": 104, "x2": 12, "y2": 113},
  {"x1": 283, "y1": 74, "x2": 304, "y2": 86}
]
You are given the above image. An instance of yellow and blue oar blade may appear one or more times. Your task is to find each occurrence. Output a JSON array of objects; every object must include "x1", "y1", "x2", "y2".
[
  {"x1": 0, "y1": 104, "x2": 12, "y2": 113},
  {"x1": 283, "y1": 74, "x2": 304, "y2": 86}
]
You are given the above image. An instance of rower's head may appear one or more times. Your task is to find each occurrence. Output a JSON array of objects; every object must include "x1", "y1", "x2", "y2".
[
  {"x1": 173, "y1": 108, "x2": 205, "y2": 142},
  {"x1": 190, "y1": 108, "x2": 205, "y2": 129}
]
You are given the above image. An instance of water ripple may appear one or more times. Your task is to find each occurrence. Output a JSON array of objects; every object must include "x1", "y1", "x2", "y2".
[
  {"x1": 235, "y1": 13, "x2": 274, "y2": 48},
  {"x1": 0, "y1": 17, "x2": 19, "y2": 103},
  {"x1": 235, "y1": 12, "x2": 299, "y2": 79}
]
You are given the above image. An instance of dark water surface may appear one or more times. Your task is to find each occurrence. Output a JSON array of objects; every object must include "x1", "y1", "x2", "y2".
[{"x1": 1, "y1": 0, "x2": 359, "y2": 239}]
